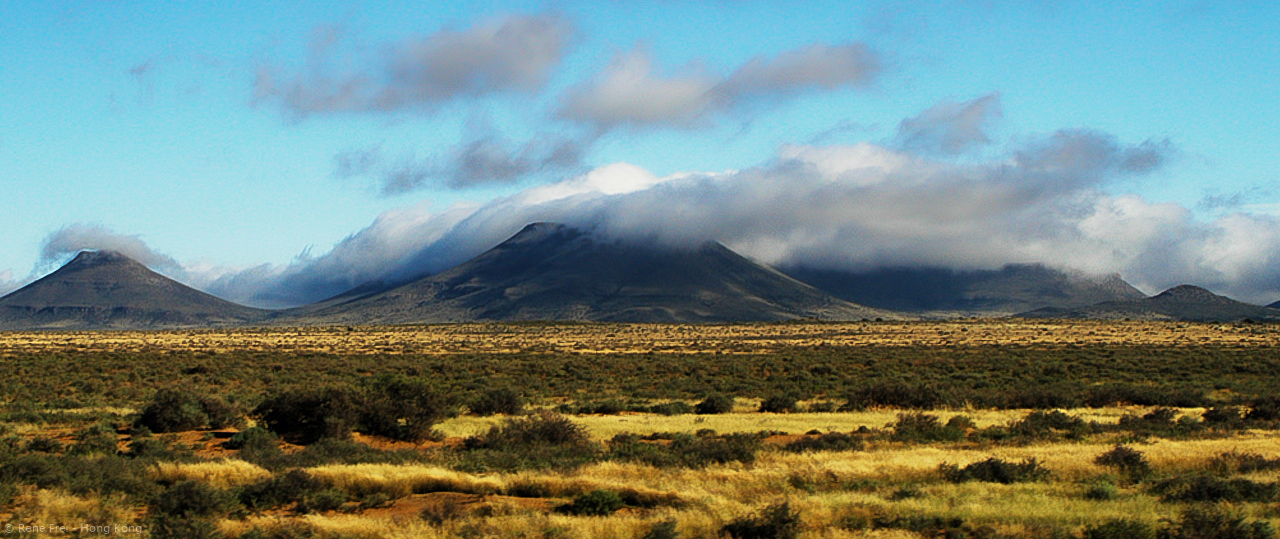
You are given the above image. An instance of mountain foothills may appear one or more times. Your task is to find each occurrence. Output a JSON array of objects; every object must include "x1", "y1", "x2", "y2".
[{"x1": 2, "y1": 223, "x2": 1278, "y2": 329}]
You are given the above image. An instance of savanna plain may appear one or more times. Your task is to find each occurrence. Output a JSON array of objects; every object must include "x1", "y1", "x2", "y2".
[{"x1": 1, "y1": 320, "x2": 1278, "y2": 538}]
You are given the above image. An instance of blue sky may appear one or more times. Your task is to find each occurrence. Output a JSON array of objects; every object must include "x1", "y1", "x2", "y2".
[{"x1": 3, "y1": 1, "x2": 1280, "y2": 305}]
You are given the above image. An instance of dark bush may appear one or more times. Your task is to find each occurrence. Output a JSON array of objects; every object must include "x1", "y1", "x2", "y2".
[
  {"x1": 465, "y1": 411, "x2": 590, "y2": 450},
  {"x1": 70, "y1": 423, "x2": 118, "y2": 456},
  {"x1": 1083, "y1": 519, "x2": 1154, "y2": 539},
  {"x1": 722, "y1": 502, "x2": 800, "y2": 539},
  {"x1": 1005, "y1": 386, "x2": 1081, "y2": 409},
  {"x1": 360, "y1": 376, "x2": 454, "y2": 442},
  {"x1": 136, "y1": 388, "x2": 240, "y2": 433},
  {"x1": 560, "y1": 489, "x2": 625, "y2": 516},
  {"x1": 940, "y1": 457, "x2": 1050, "y2": 484},
  {"x1": 1009, "y1": 410, "x2": 1088, "y2": 439},
  {"x1": 252, "y1": 388, "x2": 362, "y2": 444},
  {"x1": 1094, "y1": 445, "x2": 1151, "y2": 480},
  {"x1": 151, "y1": 480, "x2": 240, "y2": 518},
  {"x1": 1083, "y1": 482, "x2": 1119, "y2": 501},
  {"x1": 647, "y1": 401, "x2": 694, "y2": 416},
  {"x1": 1209, "y1": 451, "x2": 1280, "y2": 475},
  {"x1": 1160, "y1": 504, "x2": 1276, "y2": 539},
  {"x1": 782, "y1": 432, "x2": 863, "y2": 453},
  {"x1": 892, "y1": 413, "x2": 964, "y2": 443},
  {"x1": 759, "y1": 395, "x2": 799, "y2": 414},
  {"x1": 695, "y1": 394, "x2": 735, "y2": 415},
  {"x1": 1150, "y1": 475, "x2": 1279, "y2": 503},
  {"x1": 1085, "y1": 384, "x2": 1204, "y2": 408},
  {"x1": 147, "y1": 515, "x2": 221, "y2": 539},
  {"x1": 469, "y1": 387, "x2": 524, "y2": 416},
  {"x1": 1202, "y1": 407, "x2": 1245, "y2": 427},
  {"x1": 223, "y1": 427, "x2": 278, "y2": 450},
  {"x1": 840, "y1": 383, "x2": 941, "y2": 411},
  {"x1": 640, "y1": 520, "x2": 680, "y2": 539},
  {"x1": 1245, "y1": 395, "x2": 1280, "y2": 422},
  {"x1": 1118, "y1": 407, "x2": 1201, "y2": 436},
  {"x1": 238, "y1": 469, "x2": 330, "y2": 511}
]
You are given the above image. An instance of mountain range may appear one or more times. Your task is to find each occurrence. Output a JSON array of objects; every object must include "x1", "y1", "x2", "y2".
[
  {"x1": 1019, "y1": 284, "x2": 1280, "y2": 322},
  {"x1": 2, "y1": 223, "x2": 1276, "y2": 329}
]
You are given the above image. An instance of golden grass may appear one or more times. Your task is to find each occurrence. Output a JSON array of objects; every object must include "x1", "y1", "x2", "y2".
[
  {"x1": 7, "y1": 488, "x2": 138, "y2": 529},
  {"x1": 152, "y1": 460, "x2": 272, "y2": 489},
  {"x1": 307, "y1": 463, "x2": 504, "y2": 498},
  {"x1": 2, "y1": 319, "x2": 1277, "y2": 356},
  {"x1": 200, "y1": 426, "x2": 1280, "y2": 537},
  {"x1": 436, "y1": 406, "x2": 1192, "y2": 441}
]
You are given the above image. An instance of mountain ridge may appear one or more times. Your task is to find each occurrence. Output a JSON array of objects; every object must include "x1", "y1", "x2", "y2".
[
  {"x1": 285, "y1": 222, "x2": 899, "y2": 324},
  {"x1": 0, "y1": 250, "x2": 267, "y2": 330},
  {"x1": 1018, "y1": 284, "x2": 1280, "y2": 322}
]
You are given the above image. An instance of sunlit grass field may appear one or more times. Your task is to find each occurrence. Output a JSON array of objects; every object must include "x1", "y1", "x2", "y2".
[{"x1": 1, "y1": 321, "x2": 1278, "y2": 538}]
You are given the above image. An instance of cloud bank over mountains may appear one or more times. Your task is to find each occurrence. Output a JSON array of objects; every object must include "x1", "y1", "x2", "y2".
[{"x1": 24, "y1": 94, "x2": 1280, "y2": 309}]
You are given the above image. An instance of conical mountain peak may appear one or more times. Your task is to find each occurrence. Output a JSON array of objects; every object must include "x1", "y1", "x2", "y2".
[
  {"x1": 0, "y1": 249, "x2": 265, "y2": 329},
  {"x1": 291, "y1": 222, "x2": 899, "y2": 324}
]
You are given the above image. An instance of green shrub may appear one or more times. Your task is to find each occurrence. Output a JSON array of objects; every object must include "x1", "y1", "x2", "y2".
[
  {"x1": 782, "y1": 432, "x2": 863, "y2": 453},
  {"x1": 151, "y1": 480, "x2": 241, "y2": 518},
  {"x1": 360, "y1": 376, "x2": 454, "y2": 442},
  {"x1": 840, "y1": 382, "x2": 941, "y2": 411},
  {"x1": 561, "y1": 489, "x2": 625, "y2": 516},
  {"x1": 1209, "y1": 451, "x2": 1280, "y2": 474},
  {"x1": 640, "y1": 519, "x2": 680, "y2": 539},
  {"x1": 892, "y1": 413, "x2": 964, "y2": 443},
  {"x1": 252, "y1": 388, "x2": 362, "y2": 444},
  {"x1": 465, "y1": 411, "x2": 590, "y2": 450},
  {"x1": 940, "y1": 457, "x2": 1050, "y2": 484},
  {"x1": 695, "y1": 394, "x2": 734, "y2": 415},
  {"x1": 1161, "y1": 504, "x2": 1276, "y2": 539},
  {"x1": 469, "y1": 387, "x2": 524, "y2": 416},
  {"x1": 1083, "y1": 519, "x2": 1154, "y2": 539},
  {"x1": 647, "y1": 401, "x2": 694, "y2": 415},
  {"x1": 460, "y1": 412, "x2": 598, "y2": 471},
  {"x1": 758, "y1": 395, "x2": 799, "y2": 414},
  {"x1": 136, "y1": 388, "x2": 240, "y2": 433},
  {"x1": 1009, "y1": 410, "x2": 1086, "y2": 438},
  {"x1": 1245, "y1": 395, "x2": 1280, "y2": 422},
  {"x1": 238, "y1": 469, "x2": 330, "y2": 511},
  {"x1": 722, "y1": 502, "x2": 800, "y2": 539},
  {"x1": 1149, "y1": 475, "x2": 1279, "y2": 503},
  {"x1": 1094, "y1": 445, "x2": 1151, "y2": 481},
  {"x1": 1083, "y1": 482, "x2": 1119, "y2": 501},
  {"x1": 1202, "y1": 407, "x2": 1244, "y2": 427}
]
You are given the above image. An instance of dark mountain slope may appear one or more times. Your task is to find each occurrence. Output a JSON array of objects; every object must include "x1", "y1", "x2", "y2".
[
  {"x1": 1019, "y1": 284, "x2": 1280, "y2": 322},
  {"x1": 291, "y1": 223, "x2": 898, "y2": 324},
  {"x1": 783, "y1": 264, "x2": 1146, "y2": 315},
  {"x1": 0, "y1": 250, "x2": 267, "y2": 330}
]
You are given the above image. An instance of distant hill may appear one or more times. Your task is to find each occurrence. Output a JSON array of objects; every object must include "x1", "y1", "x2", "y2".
[
  {"x1": 782, "y1": 264, "x2": 1146, "y2": 315},
  {"x1": 288, "y1": 222, "x2": 898, "y2": 324},
  {"x1": 1019, "y1": 284, "x2": 1280, "y2": 322},
  {"x1": 0, "y1": 250, "x2": 266, "y2": 330}
]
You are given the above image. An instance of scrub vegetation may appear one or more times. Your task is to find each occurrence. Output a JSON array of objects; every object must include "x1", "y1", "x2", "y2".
[{"x1": 0, "y1": 320, "x2": 1278, "y2": 537}]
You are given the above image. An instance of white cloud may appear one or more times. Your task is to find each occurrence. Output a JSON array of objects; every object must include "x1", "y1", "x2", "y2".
[
  {"x1": 558, "y1": 41, "x2": 884, "y2": 130},
  {"x1": 255, "y1": 13, "x2": 574, "y2": 118},
  {"x1": 0, "y1": 270, "x2": 19, "y2": 297}
]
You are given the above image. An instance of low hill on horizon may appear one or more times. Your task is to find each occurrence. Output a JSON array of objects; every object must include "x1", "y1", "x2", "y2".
[
  {"x1": 0, "y1": 250, "x2": 267, "y2": 330},
  {"x1": 1018, "y1": 284, "x2": 1280, "y2": 322},
  {"x1": 782, "y1": 264, "x2": 1146, "y2": 316},
  {"x1": 285, "y1": 222, "x2": 899, "y2": 324}
]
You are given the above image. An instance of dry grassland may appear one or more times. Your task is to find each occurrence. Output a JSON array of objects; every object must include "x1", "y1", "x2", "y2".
[{"x1": 1, "y1": 319, "x2": 1277, "y2": 356}]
